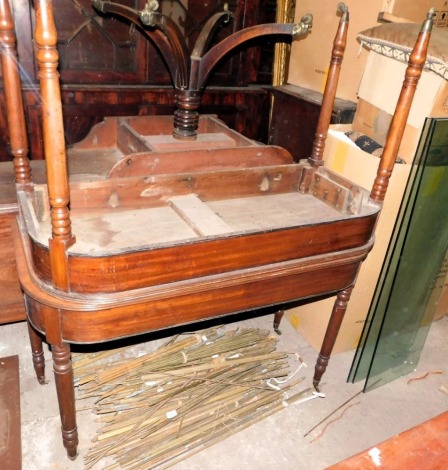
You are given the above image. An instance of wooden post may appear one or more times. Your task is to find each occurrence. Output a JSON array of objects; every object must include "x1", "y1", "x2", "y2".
[
  {"x1": 298, "y1": 4, "x2": 348, "y2": 194},
  {"x1": 308, "y1": 3, "x2": 349, "y2": 167},
  {"x1": 0, "y1": 0, "x2": 32, "y2": 187},
  {"x1": 27, "y1": 321, "x2": 46, "y2": 384},
  {"x1": 34, "y1": 0, "x2": 75, "y2": 291},
  {"x1": 370, "y1": 9, "x2": 435, "y2": 203},
  {"x1": 52, "y1": 343, "x2": 79, "y2": 460},
  {"x1": 313, "y1": 286, "x2": 353, "y2": 389},
  {"x1": 313, "y1": 10, "x2": 435, "y2": 390}
]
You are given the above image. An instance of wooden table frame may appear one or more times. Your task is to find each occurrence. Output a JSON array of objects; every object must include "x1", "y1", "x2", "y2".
[{"x1": 0, "y1": 0, "x2": 435, "y2": 460}]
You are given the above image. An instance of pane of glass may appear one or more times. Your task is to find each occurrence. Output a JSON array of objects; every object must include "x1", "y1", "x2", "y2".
[{"x1": 348, "y1": 118, "x2": 448, "y2": 391}]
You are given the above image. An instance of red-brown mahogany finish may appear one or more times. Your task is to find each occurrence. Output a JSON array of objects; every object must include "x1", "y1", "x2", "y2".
[{"x1": 7, "y1": 1, "x2": 434, "y2": 461}]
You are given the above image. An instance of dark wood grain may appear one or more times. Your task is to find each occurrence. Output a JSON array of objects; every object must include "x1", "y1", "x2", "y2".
[
  {"x1": 14, "y1": 219, "x2": 369, "y2": 344},
  {"x1": 29, "y1": 214, "x2": 377, "y2": 293}
]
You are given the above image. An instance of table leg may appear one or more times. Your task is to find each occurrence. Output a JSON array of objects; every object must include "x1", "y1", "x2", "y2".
[
  {"x1": 27, "y1": 320, "x2": 46, "y2": 384},
  {"x1": 51, "y1": 343, "x2": 79, "y2": 460},
  {"x1": 273, "y1": 308, "x2": 285, "y2": 335},
  {"x1": 313, "y1": 286, "x2": 353, "y2": 390}
]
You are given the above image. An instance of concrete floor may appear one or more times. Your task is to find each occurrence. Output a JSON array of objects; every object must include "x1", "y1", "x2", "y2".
[{"x1": 1, "y1": 312, "x2": 447, "y2": 469}]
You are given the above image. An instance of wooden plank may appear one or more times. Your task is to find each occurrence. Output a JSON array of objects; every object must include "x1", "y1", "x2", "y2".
[
  {"x1": 145, "y1": 132, "x2": 236, "y2": 151},
  {"x1": 69, "y1": 164, "x2": 305, "y2": 210},
  {"x1": 329, "y1": 411, "x2": 448, "y2": 469},
  {"x1": 107, "y1": 146, "x2": 293, "y2": 178},
  {"x1": 0, "y1": 355, "x2": 21, "y2": 470},
  {"x1": 207, "y1": 193, "x2": 344, "y2": 232},
  {"x1": 169, "y1": 194, "x2": 234, "y2": 236},
  {"x1": 37, "y1": 206, "x2": 199, "y2": 252}
]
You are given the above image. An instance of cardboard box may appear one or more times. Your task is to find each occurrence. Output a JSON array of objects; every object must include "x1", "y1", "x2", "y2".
[
  {"x1": 287, "y1": 0, "x2": 448, "y2": 103},
  {"x1": 288, "y1": 0, "x2": 386, "y2": 102},
  {"x1": 352, "y1": 51, "x2": 447, "y2": 163},
  {"x1": 430, "y1": 81, "x2": 448, "y2": 116},
  {"x1": 352, "y1": 98, "x2": 422, "y2": 164},
  {"x1": 286, "y1": 124, "x2": 411, "y2": 353},
  {"x1": 358, "y1": 52, "x2": 447, "y2": 129},
  {"x1": 387, "y1": 0, "x2": 448, "y2": 27}
]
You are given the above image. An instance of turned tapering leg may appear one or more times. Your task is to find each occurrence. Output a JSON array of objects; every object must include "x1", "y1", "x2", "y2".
[
  {"x1": 313, "y1": 286, "x2": 353, "y2": 390},
  {"x1": 27, "y1": 320, "x2": 47, "y2": 384},
  {"x1": 273, "y1": 308, "x2": 285, "y2": 335},
  {"x1": 51, "y1": 343, "x2": 78, "y2": 460}
]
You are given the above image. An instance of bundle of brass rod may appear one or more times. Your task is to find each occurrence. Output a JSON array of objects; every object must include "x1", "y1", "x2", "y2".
[{"x1": 73, "y1": 327, "x2": 307, "y2": 469}]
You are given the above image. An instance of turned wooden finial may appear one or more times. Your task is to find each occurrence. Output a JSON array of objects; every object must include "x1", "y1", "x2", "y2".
[
  {"x1": 0, "y1": 0, "x2": 32, "y2": 186},
  {"x1": 308, "y1": 3, "x2": 349, "y2": 167},
  {"x1": 370, "y1": 9, "x2": 435, "y2": 203},
  {"x1": 35, "y1": 0, "x2": 75, "y2": 290}
]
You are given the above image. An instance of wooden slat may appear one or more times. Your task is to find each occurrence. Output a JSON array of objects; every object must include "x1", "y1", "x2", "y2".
[
  {"x1": 169, "y1": 194, "x2": 234, "y2": 236},
  {"x1": 329, "y1": 411, "x2": 448, "y2": 469},
  {"x1": 70, "y1": 164, "x2": 305, "y2": 210},
  {"x1": 145, "y1": 132, "x2": 236, "y2": 151},
  {"x1": 107, "y1": 145, "x2": 293, "y2": 178}
]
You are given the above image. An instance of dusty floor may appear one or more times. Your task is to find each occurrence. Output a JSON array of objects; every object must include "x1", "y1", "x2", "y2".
[{"x1": 1, "y1": 312, "x2": 447, "y2": 469}]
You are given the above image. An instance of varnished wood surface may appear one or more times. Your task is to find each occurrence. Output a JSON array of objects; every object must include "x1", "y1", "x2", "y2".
[
  {"x1": 29, "y1": 209, "x2": 377, "y2": 294},
  {"x1": 20, "y1": 162, "x2": 377, "y2": 294},
  {"x1": 14, "y1": 218, "x2": 370, "y2": 343},
  {"x1": 26, "y1": 259, "x2": 365, "y2": 344},
  {"x1": 329, "y1": 411, "x2": 448, "y2": 469}
]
